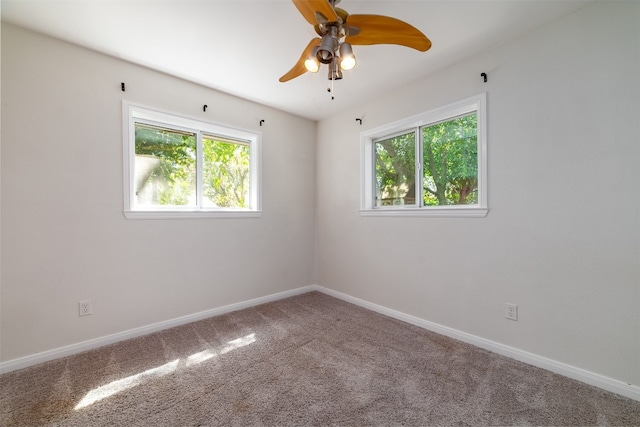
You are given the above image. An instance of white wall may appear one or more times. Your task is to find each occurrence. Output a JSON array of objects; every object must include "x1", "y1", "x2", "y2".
[
  {"x1": 316, "y1": 1, "x2": 639, "y2": 387},
  {"x1": 1, "y1": 24, "x2": 316, "y2": 362}
]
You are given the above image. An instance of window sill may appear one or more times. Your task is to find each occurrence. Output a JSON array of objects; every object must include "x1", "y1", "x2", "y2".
[
  {"x1": 124, "y1": 210, "x2": 262, "y2": 220},
  {"x1": 360, "y1": 207, "x2": 488, "y2": 218}
]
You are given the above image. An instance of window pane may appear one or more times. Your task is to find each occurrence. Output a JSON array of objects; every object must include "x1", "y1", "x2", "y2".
[
  {"x1": 202, "y1": 136, "x2": 250, "y2": 208},
  {"x1": 374, "y1": 131, "x2": 416, "y2": 206},
  {"x1": 422, "y1": 113, "x2": 478, "y2": 206},
  {"x1": 134, "y1": 123, "x2": 196, "y2": 207}
]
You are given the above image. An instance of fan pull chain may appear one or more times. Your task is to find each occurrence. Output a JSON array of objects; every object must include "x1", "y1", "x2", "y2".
[
  {"x1": 330, "y1": 76, "x2": 335, "y2": 100},
  {"x1": 327, "y1": 72, "x2": 336, "y2": 101}
]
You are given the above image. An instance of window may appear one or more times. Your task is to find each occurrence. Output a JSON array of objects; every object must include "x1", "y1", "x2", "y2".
[
  {"x1": 123, "y1": 102, "x2": 261, "y2": 219},
  {"x1": 361, "y1": 94, "x2": 487, "y2": 217}
]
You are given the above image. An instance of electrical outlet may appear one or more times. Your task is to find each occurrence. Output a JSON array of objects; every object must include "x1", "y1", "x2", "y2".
[
  {"x1": 78, "y1": 300, "x2": 92, "y2": 316},
  {"x1": 505, "y1": 303, "x2": 518, "y2": 321}
]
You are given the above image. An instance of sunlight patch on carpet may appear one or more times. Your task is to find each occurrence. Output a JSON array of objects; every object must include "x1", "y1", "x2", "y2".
[
  {"x1": 75, "y1": 333, "x2": 257, "y2": 409},
  {"x1": 74, "y1": 359, "x2": 179, "y2": 410},
  {"x1": 187, "y1": 333, "x2": 256, "y2": 367}
]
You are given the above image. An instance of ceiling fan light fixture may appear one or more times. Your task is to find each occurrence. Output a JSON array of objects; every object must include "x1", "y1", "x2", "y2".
[
  {"x1": 316, "y1": 34, "x2": 336, "y2": 64},
  {"x1": 304, "y1": 58, "x2": 320, "y2": 73},
  {"x1": 338, "y1": 42, "x2": 356, "y2": 70},
  {"x1": 304, "y1": 48, "x2": 320, "y2": 72}
]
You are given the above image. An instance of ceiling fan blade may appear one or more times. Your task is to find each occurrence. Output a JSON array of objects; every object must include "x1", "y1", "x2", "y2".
[
  {"x1": 279, "y1": 38, "x2": 322, "y2": 82},
  {"x1": 292, "y1": 0, "x2": 339, "y2": 26},
  {"x1": 345, "y1": 14, "x2": 431, "y2": 52}
]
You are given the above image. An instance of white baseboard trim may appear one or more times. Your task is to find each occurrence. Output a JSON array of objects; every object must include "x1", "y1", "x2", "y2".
[
  {"x1": 0, "y1": 285, "x2": 316, "y2": 374},
  {"x1": 315, "y1": 285, "x2": 640, "y2": 402}
]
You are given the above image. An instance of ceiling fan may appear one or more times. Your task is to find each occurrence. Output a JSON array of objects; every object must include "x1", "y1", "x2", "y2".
[{"x1": 279, "y1": 0, "x2": 431, "y2": 83}]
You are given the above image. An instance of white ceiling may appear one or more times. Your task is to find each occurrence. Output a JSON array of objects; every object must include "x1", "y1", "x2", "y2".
[{"x1": 1, "y1": 0, "x2": 594, "y2": 121}]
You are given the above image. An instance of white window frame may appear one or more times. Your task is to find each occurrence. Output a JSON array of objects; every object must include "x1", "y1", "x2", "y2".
[
  {"x1": 123, "y1": 101, "x2": 262, "y2": 219},
  {"x1": 360, "y1": 93, "x2": 488, "y2": 218}
]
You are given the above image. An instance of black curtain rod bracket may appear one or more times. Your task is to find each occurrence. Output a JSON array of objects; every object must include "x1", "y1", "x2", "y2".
[
  {"x1": 203, "y1": 105, "x2": 208, "y2": 112},
  {"x1": 481, "y1": 72, "x2": 487, "y2": 83}
]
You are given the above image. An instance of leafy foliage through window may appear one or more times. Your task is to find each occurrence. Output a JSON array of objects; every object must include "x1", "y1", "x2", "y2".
[
  {"x1": 202, "y1": 137, "x2": 250, "y2": 208},
  {"x1": 124, "y1": 103, "x2": 260, "y2": 218},
  {"x1": 134, "y1": 124, "x2": 197, "y2": 207},
  {"x1": 362, "y1": 94, "x2": 487, "y2": 217},
  {"x1": 422, "y1": 114, "x2": 478, "y2": 206},
  {"x1": 375, "y1": 113, "x2": 478, "y2": 207}
]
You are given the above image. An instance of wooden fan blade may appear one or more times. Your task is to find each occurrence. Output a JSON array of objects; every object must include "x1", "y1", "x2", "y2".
[
  {"x1": 279, "y1": 38, "x2": 322, "y2": 82},
  {"x1": 345, "y1": 14, "x2": 431, "y2": 52},
  {"x1": 292, "y1": 0, "x2": 339, "y2": 26}
]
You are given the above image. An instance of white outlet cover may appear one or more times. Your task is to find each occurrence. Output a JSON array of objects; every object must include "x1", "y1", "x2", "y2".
[
  {"x1": 505, "y1": 303, "x2": 518, "y2": 321},
  {"x1": 78, "y1": 300, "x2": 92, "y2": 316}
]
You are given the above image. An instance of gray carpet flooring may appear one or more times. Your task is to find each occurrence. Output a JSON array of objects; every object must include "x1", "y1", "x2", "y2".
[{"x1": 1, "y1": 291, "x2": 639, "y2": 426}]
